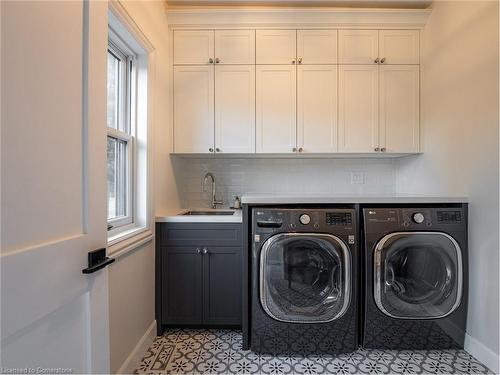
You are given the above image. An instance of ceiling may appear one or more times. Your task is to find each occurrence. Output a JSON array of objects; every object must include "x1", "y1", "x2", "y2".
[{"x1": 165, "y1": 0, "x2": 432, "y2": 8}]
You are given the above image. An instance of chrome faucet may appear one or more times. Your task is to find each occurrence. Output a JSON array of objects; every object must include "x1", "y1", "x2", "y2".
[{"x1": 202, "y1": 172, "x2": 223, "y2": 209}]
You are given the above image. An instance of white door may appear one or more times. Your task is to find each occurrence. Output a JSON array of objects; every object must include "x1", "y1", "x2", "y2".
[
  {"x1": 379, "y1": 30, "x2": 420, "y2": 65},
  {"x1": 173, "y1": 30, "x2": 214, "y2": 65},
  {"x1": 215, "y1": 65, "x2": 256, "y2": 153},
  {"x1": 256, "y1": 30, "x2": 296, "y2": 64},
  {"x1": 1, "y1": 1, "x2": 110, "y2": 373},
  {"x1": 297, "y1": 65, "x2": 338, "y2": 153},
  {"x1": 215, "y1": 30, "x2": 255, "y2": 65},
  {"x1": 338, "y1": 30, "x2": 379, "y2": 64},
  {"x1": 297, "y1": 30, "x2": 337, "y2": 64},
  {"x1": 379, "y1": 65, "x2": 420, "y2": 153},
  {"x1": 174, "y1": 65, "x2": 215, "y2": 153},
  {"x1": 256, "y1": 65, "x2": 297, "y2": 153},
  {"x1": 338, "y1": 65, "x2": 379, "y2": 153}
]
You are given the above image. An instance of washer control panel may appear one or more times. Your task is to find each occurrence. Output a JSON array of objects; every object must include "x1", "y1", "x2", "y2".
[{"x1": 326, "y1": 212, "x2": 353, "y2": 226}]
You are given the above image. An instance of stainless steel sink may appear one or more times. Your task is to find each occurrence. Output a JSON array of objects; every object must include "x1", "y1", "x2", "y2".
[{"x1": 181, "y1": 210, "x2": 235, "y2": 216}]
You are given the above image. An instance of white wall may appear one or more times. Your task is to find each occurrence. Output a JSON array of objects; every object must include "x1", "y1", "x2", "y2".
[
  {"x1": 105, "y1": 1, "x2": 180, "y2": 373},
  {"x1": 173, "y1": 157, "x2": 397, "y2": 208},
  {"x1": 396, "y1": 1, "x2": 499, "y2": 371}
]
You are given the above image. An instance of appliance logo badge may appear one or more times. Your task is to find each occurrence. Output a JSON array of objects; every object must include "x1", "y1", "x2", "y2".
[
  {"x1": 254, "y1": 234, "x2": 261, "y2": 243},
  {"x1": 348, "y1": 235, "x2": 355, "y2": 244},
  {"x1": 368, "y1": 210, "x2": 377, "y2": 215}
]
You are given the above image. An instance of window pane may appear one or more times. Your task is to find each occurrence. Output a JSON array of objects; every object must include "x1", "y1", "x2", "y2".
[
  {"x1": 107, "y1": 136, "x2": 127, "y2": 220},
  {"x1": 107, "y1": 51, "x2": 120, "y2": 130}
]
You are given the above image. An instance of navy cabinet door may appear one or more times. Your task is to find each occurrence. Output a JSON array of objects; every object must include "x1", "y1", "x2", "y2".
[
  {"x1": 202, "y1": 246, "x2": 242, "y2": 325},
  {"x1": 163, "y1": 247, "x2": 203, "y2": 324}
]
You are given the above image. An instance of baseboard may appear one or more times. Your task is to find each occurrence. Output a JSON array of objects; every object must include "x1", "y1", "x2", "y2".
[
  {"x1": 117, "y1": 320, "x2": 157, "y2": 374},
  {"x1": 465, "y1": 332, "x2": 500, "y2": 374}
]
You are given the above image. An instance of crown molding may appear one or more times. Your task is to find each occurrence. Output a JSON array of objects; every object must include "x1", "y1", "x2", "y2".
[{"x1": 165, "y1": 7, "x2": 431, "y2": 29}]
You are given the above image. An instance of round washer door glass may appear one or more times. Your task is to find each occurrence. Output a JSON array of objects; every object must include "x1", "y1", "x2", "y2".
[
  {"x1": 260, "y1": 233, "x2": 351, "y2": 323},
  {"x1": 374, "y1": 232, "x2": 463, "y2": 319}
]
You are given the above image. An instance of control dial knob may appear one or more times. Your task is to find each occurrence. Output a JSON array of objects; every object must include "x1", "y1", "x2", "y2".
[
  {"x1": 412, "y1": 212, "x2": 425, "y2": 224},
  {"x1": 299, "y1": 214, "x2": 311, "y2": 225}
]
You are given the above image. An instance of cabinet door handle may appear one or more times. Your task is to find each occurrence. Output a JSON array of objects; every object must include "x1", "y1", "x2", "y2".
[
  {"x1": 202, "y1": 248, "x2": 209, "y2": 255},
  {"x1": 380, "y1": 57, "x2": 386, "y2": 64},
  {"x1": 291, "y1": 58, "x2": 296, "y2": 64},
  {"x1": 208, "y1": 58, "x2": 214, "y2": 64},
  {"x1": 292, "y1": 147, "x2": 297, "y2": 152},
  {"x1": 298, "y1": 147, "x2": 303, "y2": 152},
  {"x1": 209, "y1": 148, "x2": 214, "y2": 152},
  {"x1": 374, "y1": 58, "x2": 380, "y2": 64},
  {"x1": 380, "y1": 147, "x2": 387, "y2": 152},
  {"x1": 215, "y1": 148, "x2": 221, "y2": 152},
  {"x1": 215, "y1": 57, "x2": 220, "y2": 64},
  {"x1": 298, "y1": 57, "x2": 303, "y2": 64},
  {"x1": 374, "y1": 147, "x2": 380, "y2": 152},
  {"x1": 196, "y1": 248, "x2": 201, "y2": 254}
]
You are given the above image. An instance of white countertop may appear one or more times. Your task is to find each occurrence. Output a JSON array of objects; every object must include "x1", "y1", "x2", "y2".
[
  {"x1": 241, "y1": 194, "x2": 468, "y2": 204},
  {"x1": 156, "y1": 208, "x2": 243, "y2": 223}
]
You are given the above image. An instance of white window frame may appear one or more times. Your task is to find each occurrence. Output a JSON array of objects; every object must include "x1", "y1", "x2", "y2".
[
  {"x1": 106, "y1": 3, "x2": 155, "y2": 251},
  {"x1": 107, "y1": 35, "x2": 136, "y2": 230}
]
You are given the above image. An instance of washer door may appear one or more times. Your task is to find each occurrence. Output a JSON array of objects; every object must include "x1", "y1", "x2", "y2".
[
  {"x1": 260, "y1": 233, "x2": 351, "y2": 323},
  {"x1": 374, "y1": 232, "x2": 463, "y2": 319}
]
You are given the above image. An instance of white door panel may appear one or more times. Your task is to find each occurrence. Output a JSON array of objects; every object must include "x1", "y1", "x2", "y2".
[
  {"x1": 256, "y1": 65, "x2": 296, "y2": 153},
  {"x1": 256, "y1": 30, "x2": 296, "y2": 65},
  {"x1": 1, "y1": 1, "x2": 110, "y2": 372},
  {"x1": 338, "y1": 30, "x2": 379, "y2": 65},
  {"x1": 297, "y1": 30, "x2": 337, "y2": 64},
  {"x1": 338, "y1": 65, "x2": 379, "y2": 152},
  {"x1": 297, "y1": 65, "x2": 338, "y2": 153},
  {"x1": 215, "y1": 65, "x2": 256, "y2": 153},
  {"x1": 379, "y1": 30, "x2": 420, "y2": 65},
  {"x1": 215, "y1": 30, "x2": 255, "y2": 64},
  {"x1": 174, "y1": 65, "x2": 215, "y2": 153},
  {"x1": 380, "y1": 65, "x2": 420, "y2": 153},
  {"x1": 174, "y1": 30, "x2": 214, "y2": 65}
]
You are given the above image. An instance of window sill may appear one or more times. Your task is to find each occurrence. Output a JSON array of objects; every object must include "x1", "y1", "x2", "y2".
[{"x1": 108, "y1": 225, "x2": 153, "y2": 258}]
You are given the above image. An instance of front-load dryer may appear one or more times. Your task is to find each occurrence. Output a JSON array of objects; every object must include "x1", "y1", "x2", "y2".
[
  {"x1": 362, "y1": 205, "x2": 468, "y2": 349},
  {"x1": 250, "y1": 207, "x2": 358, "y2": 355}
]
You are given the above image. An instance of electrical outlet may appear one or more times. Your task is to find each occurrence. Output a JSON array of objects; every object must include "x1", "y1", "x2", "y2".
[{"x1": 351, "y1": 172, "x2": 365, "y2": 184}]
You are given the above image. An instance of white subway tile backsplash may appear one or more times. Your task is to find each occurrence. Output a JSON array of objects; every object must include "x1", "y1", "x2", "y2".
[{"x1": 173, "y1": 157, "x2": 397, "y2": 208}]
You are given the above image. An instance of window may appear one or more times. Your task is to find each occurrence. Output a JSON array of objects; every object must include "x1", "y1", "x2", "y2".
[{"x1": 107, "y1": 39, "x2": 135, "y2": 230}]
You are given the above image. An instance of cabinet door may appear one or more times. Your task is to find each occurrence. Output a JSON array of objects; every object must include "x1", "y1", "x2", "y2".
[
  {"x1": 256, "y1": 65, "x2": 296, "y2": 153},
  {"x1": 380, "y1": 65, "x2": 420, "y2": 153},
  {"x1": 297, "y1": 65, "x2": 338, "y2": 153},
  {"x1": 256, "y1": 30, "x2": 296, "y2": 64},
  {"x1": 215, "y1": 30, "x2": 255, "y2": 64},
  {"x1": 338, "y1": 30, "x2": 379, "y2": 64},
  {"x1": 297, "y1": 30, "x2": 337, "y2": 64},
  {"x1": 379, "y1": 30, "x2": 419, "y2": 65},
  {"x1": 173, "y1": 30, "x2": 214, "y2": 65},
  {"x1": 173, "y1": 65, "x2": 214, "y2": 153},
  {"x1": 338, "y1": 65, "x2": 379, "y2": 152},
  {"x1": 163, "y1": 247, "x2": 203, "y2": 324},
  {"x1": 215, "y1": 65, "x2": 255, "y2": 153},
  {"x1": 203, "y1": 247, "x2": 242, "y2": 325}
]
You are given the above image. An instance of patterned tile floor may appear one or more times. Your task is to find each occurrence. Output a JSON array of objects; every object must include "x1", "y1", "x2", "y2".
[{"x1": 135, "y1": 329, "x2": 492, "y2": 374}]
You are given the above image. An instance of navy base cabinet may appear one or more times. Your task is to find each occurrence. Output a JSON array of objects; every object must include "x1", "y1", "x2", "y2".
[{"x1": 156, "y1": 222, "x2": 242, "y2": 334}]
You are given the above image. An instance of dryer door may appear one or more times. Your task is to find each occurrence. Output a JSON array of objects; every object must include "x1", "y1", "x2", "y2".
[
  {"x1": 374, "y1": 232, "x2": 463, "y2": 319},
  {"x1": 260, "y1": 233, "x2": 351, "y2": 323}
]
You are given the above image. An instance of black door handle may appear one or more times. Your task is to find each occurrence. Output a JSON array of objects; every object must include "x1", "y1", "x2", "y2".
[{"x1": 82, "y1": 248, "x2": 115, "y2": 274}]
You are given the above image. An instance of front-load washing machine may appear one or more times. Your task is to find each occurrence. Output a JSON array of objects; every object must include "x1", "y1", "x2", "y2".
[
  {"x1": 250, "y1": 207, "x2": 358, "y2": 355},
  {"x1": 362, "y1": 205, "x2": 468, "y2": 349}
]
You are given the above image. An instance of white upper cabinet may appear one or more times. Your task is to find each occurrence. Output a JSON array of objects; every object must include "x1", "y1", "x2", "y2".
[
  {"x1": 174, "y1": 65, "x2": 214, "y2": 153},
  {"x1": 297, "y1": 65, "x2": 338, "y2": 153},
  {"x1": 256, "y1": 30, "x2": 296, "y2": 64},
  {"x1": 338, "y1": 30, "x2": 379, "y2": 64},
  {"x1": 297, "y1": 30, "x2": 337, "y2": 64},
  {"x1": 174, "y1": 30, "x2": 214, "y2": 65},
  {"x1": 215, "y1": 65, "x2": 256, "y2": 153},
  {"x1": 215, "y1": 30, "x2": 255, "y2": 64},
  {"x1": 256, "y1": 65, "x2": 296, "y2": 153},
  {"x1": 338, "y1": 65, "x2": 379, "y2": 153},
  {"x1": 379, "y1": 65, "x2": 420, "y2": 153},
  {"x1": 379, "y1": 30, "x2": 420, "y2": 65}
]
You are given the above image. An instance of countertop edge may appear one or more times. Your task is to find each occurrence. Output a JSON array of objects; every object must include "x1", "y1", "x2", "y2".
[{"x1": 240, "y1": 195, "x2": 468, "y2": 204}]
